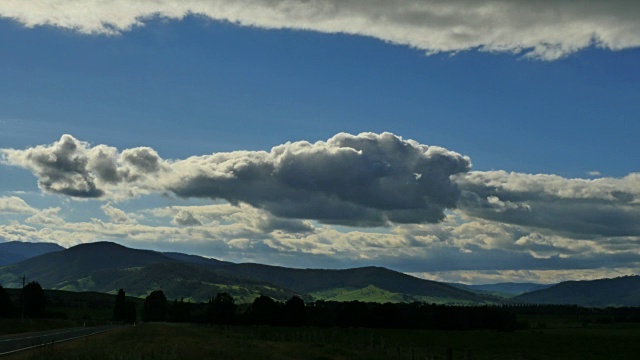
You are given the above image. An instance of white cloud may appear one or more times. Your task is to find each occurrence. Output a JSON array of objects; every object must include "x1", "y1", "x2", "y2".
[
  {"x1": 2, "y1": 132, "x2": 470, "y2": 226},
  {"x1": 25, "y1": 207, "x2": 65, "y2": 226},
  {"x1": 101, "y1": 203, "x2": 137, "y2": 224},
  {"x1": 171, "y1": 210, "x2": 203, "y2": 227},
  {"x1": 0, "y1": 196, "x2": 37, "y2": 214},
  {"x1": 3, "y1": 198, "x2": 640, "y2": 284},
  {"x1": 0, "y1": 1, "x2": 638, "y2": 60},
  {"x1": 456, "y1": 171, "x2": 640, "y2": 238},
  {"x1": 412, "y1": 267, "x2": 640, "y2": 285},
  {"x1": 0, "y1": 222, "x2": 39, "y2": 242},
  {"x1": 5, "y1": 134, "x2": 640, "y2": 242}
]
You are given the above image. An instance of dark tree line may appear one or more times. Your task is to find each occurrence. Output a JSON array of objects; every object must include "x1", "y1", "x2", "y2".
[
  {"x1": 136, "y1": 290, "x2": 519, "y2": 331},
  {"x1": 301, "y1": 300, "x2": 518, "y2": 331}
]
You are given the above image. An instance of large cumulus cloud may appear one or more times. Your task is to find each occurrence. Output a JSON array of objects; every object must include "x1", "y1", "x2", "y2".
[
  {"x1": 0, "y1": 135, "x2": 169, "y2": 198},
  {"x1": 170, "y1": 132, "x2": 470, "y2": 225},
  {"x1": 1, "y1": 132, "x2": 470, "y2": 226},
  {"x1": 1, "y1": 1, "x2": 639, "y2": 60}
]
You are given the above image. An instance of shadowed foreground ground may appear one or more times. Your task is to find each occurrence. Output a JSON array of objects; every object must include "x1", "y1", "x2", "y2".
[{"x1": 4, "y1": 322, "x2": 640, "y2": 360}]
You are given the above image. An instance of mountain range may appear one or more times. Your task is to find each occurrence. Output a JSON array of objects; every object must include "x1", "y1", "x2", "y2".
[
  {"x1": 0, "y1": 241, "x2": 485, "y2": 304},
  {"x1": 513, "y1": 276, "x2": 640, "y2": 307},
  {"x1": 1, "y1": 241, "x2": 638, "y2": 307}
]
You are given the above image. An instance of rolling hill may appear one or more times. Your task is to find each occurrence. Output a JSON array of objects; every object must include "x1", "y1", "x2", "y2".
[
  {"x1": 0, "y1": 241, "x2": 64, "y2": 266},
  {"x1": 0, "y1": 241, "x2": 486, "y2": 304},
  {"x1": 2, "y1": 241, "x2": 638, "y2": 307},
  {"x1": 513, "y1": 275, "x2": 640, "y2": 307},
  {"x1": 0, "y1": 242, "x2": 297, "y2": 303},
  {"x1": 221, "y1": 263, "x2": 486, "y2": 304},
  {"x1": 0, "y1": 242, "x2": 174, "y2": 286}
]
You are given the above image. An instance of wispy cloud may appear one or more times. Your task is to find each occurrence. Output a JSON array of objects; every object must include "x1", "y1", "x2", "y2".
[
  {"x1": 1, "y1": 1, "x2": 639, "y2": 60},
  {"x1": 0, "y1": 196, "x2": 38, "y2": 214},
  {"x1": 101, "y1": 203, "x2": 138, "y2": 224}
]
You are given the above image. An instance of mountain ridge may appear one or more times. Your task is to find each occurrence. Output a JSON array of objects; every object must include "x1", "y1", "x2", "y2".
[
  {"x1": 513, "y1": 275, "x2": 640, "y2": 307},
  {"x1": 4, "y1": 241, "x2": 637, "y2": 306},
  {"x1": 0, "y1": 241, "x2": 486, "y2": 304}
]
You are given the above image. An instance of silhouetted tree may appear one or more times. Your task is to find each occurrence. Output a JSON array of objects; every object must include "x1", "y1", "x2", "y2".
[
  {"x1": 283, "y1": 296, "x2": 306, "y2": 326},
  {"x1": 169, "y1": 298, "x2": 191, "y2": 323},
  {"x1": 124, "y1": 301, "x2": 137, "y2": 323},
  {"x1": 113, "y1": 288, "x2": 126, "y2": 321},
  {"x1": 0, "y1": 285, "x2": 15, "y2": 318},
  {"x1": 249, "y1": 295, "x2": 279, "y2": 325},
  {"x1": 142, "y1": 290, "x2": 167, "y2": 322},
  {"x1": 208, "y1": 292, "x2": 236, "y2": 324},
  {"x1": 22, "y1": 281, "x2": 46, "y2": 317}
]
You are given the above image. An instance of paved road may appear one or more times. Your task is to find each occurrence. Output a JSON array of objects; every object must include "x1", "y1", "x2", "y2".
[{"x1": 0, "y1": 325, "x2": 121, "y2": 356}]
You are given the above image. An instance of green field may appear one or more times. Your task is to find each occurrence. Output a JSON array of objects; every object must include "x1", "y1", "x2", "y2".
[
  {"x1": 5, "y1": 322, "x2": 640, "y2": 360},
  {"x1": 310, "y1": 284, "x2": 481, "y2": 304}
]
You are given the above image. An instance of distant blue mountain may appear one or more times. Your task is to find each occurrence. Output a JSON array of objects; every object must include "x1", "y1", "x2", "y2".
[
  {"x1": 514, "y1": 276, "x2": 640, "y2": 307},
  {"x1": 0, "y1": 241, "x2": 64, "y2": 266},
  {"x1": 467, "y1": 282, "x2": 554, "y2": 295},
  {"x1": 449, "y1": 282, "x2": 554, "y2": 297}
]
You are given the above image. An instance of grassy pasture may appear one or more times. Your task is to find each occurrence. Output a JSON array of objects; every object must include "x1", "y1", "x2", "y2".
[
  {"x1": 5, "y1": 322, "x2": 640, "y2": 360},
  {"x1": 309, "y1": 284, "x2": 479, "y2": 304}
]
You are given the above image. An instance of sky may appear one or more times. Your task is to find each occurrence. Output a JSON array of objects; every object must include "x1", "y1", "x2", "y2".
[{"x1": 1, "y1": 1, "x2": 639, "y2": 285}]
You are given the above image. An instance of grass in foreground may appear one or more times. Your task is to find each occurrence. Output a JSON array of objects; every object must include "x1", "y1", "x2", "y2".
[{"x1": 5, "y1": 322, "x2": 640, "y2": 360}]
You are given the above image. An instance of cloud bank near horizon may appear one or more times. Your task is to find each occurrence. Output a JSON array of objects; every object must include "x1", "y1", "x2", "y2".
[
  {"x1": 1, "y1": 0, "x2": 639, "y2": 60},
  {"x1": 1, "y1": 199, "x2": 639, "y2": 284}
]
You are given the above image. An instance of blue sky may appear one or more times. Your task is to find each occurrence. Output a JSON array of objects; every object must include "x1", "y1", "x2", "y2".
[{"x1": 1, "y1": 1, "x2": 639, "y2": 284}]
